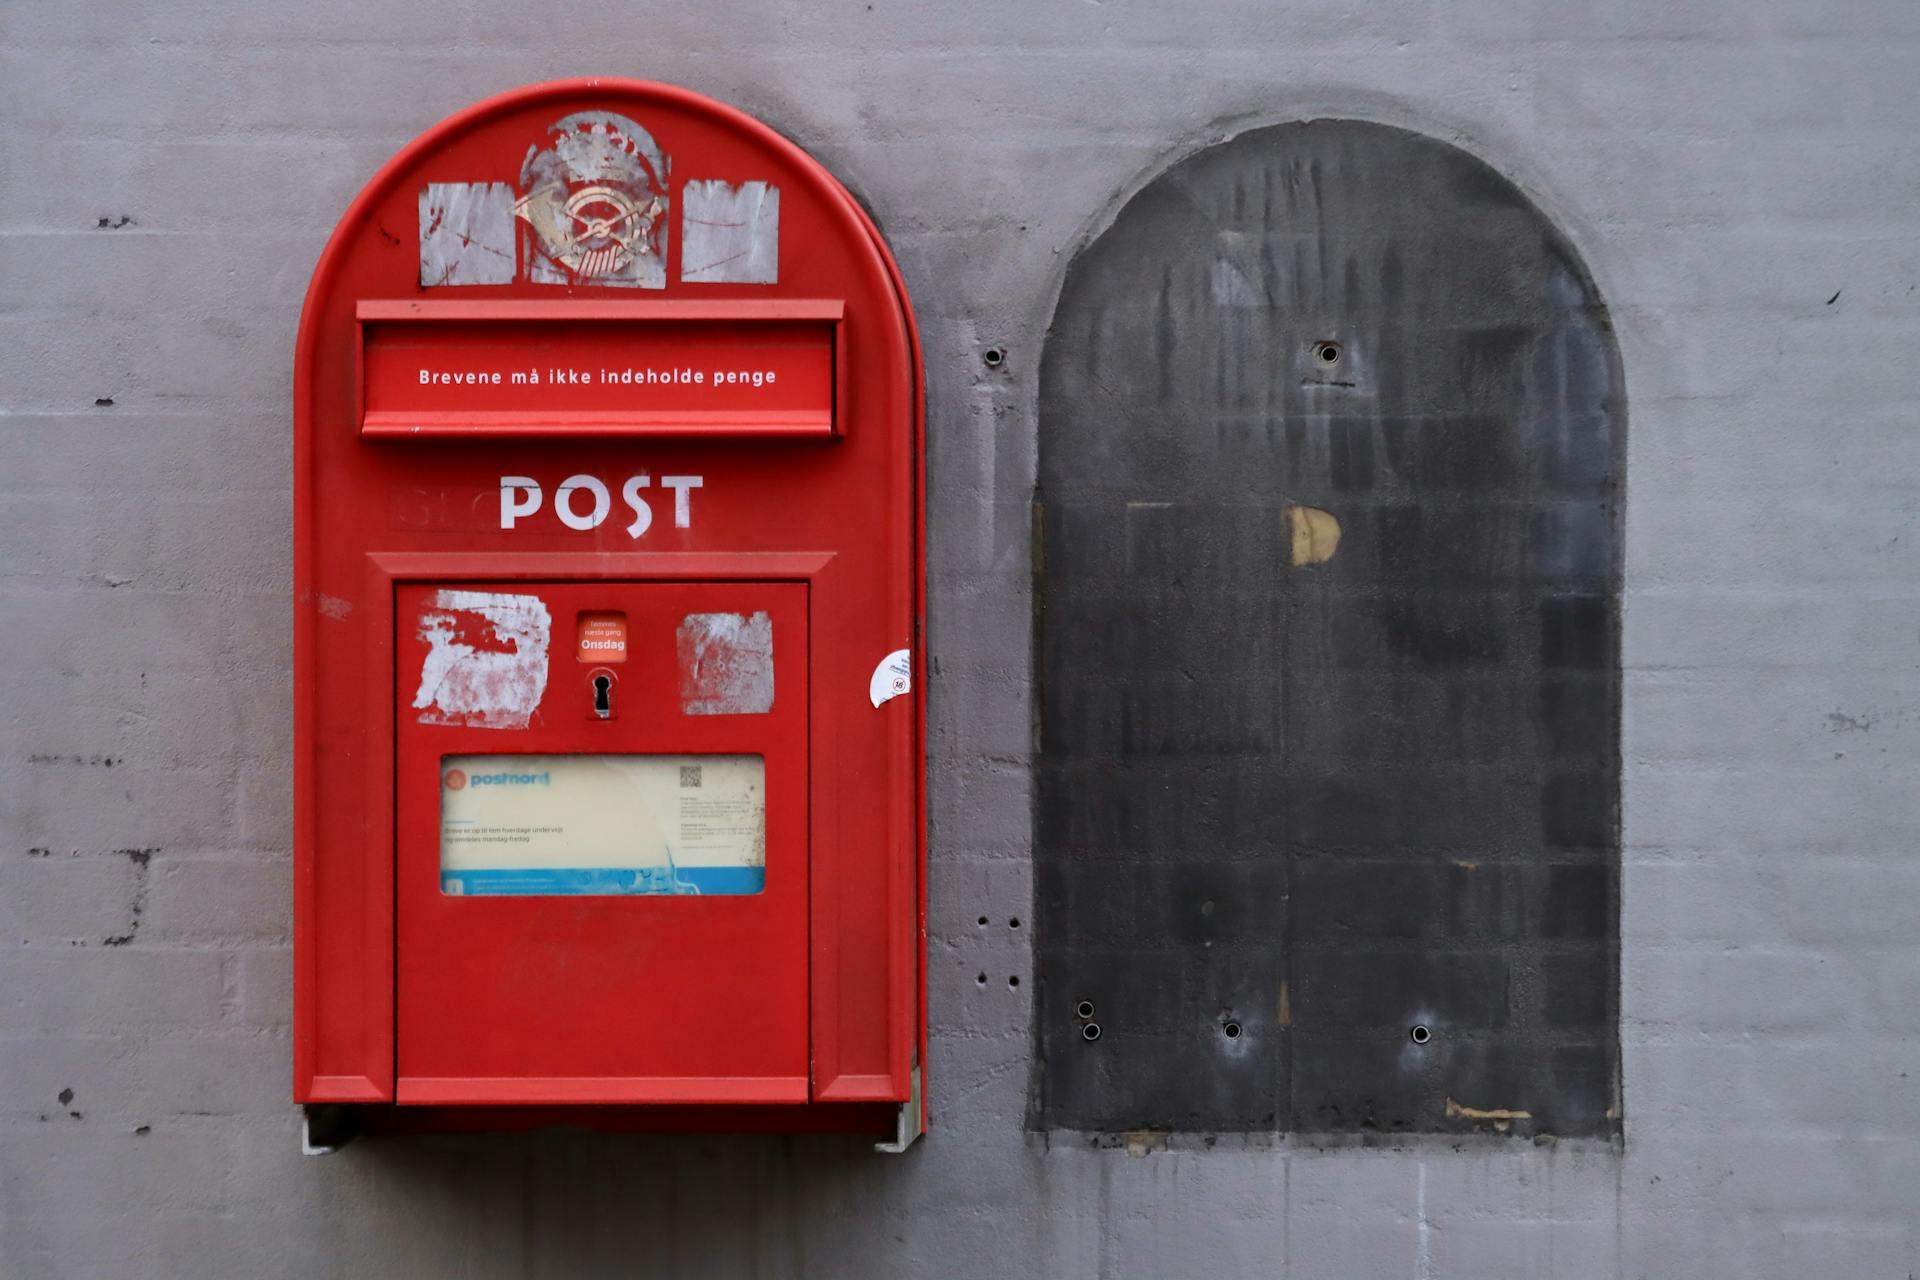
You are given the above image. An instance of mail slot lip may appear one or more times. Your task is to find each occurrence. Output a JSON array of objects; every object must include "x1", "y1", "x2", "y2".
[
  {"x1": 355, "y1": 298, "x2": 847, "y2": 441},
  {"x1": 360, "y1": 408, "x2": 834, "y2": 439}
]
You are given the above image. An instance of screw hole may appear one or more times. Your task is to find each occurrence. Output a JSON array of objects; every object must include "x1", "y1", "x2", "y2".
[
  {"x1": 1008, "y1": 975, "x2": 1020, "y2": 989},
  {"x1": 976, "y1": 972, "x2": 987, "y2": 985},
  {"x1": 1222, "y1": 1021, "x2": 1242, "y2": 1040},
  {"x1": 977, "y1": 916, "x2": 988, "y2": 926},
  {"x1": 1075, "y1": 1000, "x2": 1095, "y2": 1019},
  {"x1": 1081, "y1": 1022, "x2": 1102, "y2": 1042},
  {"x1": 1008, "y1": 917, "x2": 1020, "y2": 929},
  {"x1": 1314, "y1": 341, "x2": 1341, "y2": 365},
  {"x1": 1410, "y1": 1024, "x2": 1432, "y2": 1045},
  {"x1": 983, "y1": 346, "x2": 1007, "y2": 369}
]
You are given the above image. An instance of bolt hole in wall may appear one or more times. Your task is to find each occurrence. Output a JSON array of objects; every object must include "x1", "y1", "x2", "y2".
[
  {"x1": 1222, "y1": 1020, "x2": 1242, "y2": 1041},
  {"x1": 1312, "y1": 339, "x2": 1340, "y2": 365},
  {"x1": 1073, "y1": 999, "x2": 1102, "y2": 1041},
  {"x1": 982, "y1": 345, "x2": 1007, "y2": 370},
  {"x1": 1409, "y1": 1024, "x2": 1432, "y2": 1045}
]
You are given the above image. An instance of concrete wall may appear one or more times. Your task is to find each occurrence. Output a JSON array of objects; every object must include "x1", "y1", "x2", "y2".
[{"x1": 2, "y1": 1, "x2": 1916, "y2": 1275}]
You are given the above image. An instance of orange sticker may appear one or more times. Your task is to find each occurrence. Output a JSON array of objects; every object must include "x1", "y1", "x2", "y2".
[{"x1": 576, "y1": 612, "x2": 628, "y2": 663}]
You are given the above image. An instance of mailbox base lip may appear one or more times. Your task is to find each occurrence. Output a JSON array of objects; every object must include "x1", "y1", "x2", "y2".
[
  {"x1": 395, "y1": 1076, "x2": 812, "y2": 1106},
  {"x1": 323, "y1": 1100, "x2": 905, "y2": 1141}
]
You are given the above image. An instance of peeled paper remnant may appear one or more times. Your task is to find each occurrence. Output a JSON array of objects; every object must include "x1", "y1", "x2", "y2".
[
  {"x1": 418, "y1": 182, "x2": 516, "y2": 287},
  {"x1": 681, "y1": 180, "x2": 780, "y2": 283},
  {"x1": 414, "y1": 590, "x2": 552, "y2": 729},
  {"x1": 678, "y1": 611, "x2": 775, "y2": 715}
]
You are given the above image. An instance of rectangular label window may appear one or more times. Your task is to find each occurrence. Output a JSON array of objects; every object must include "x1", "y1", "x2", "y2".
[{"x1": 439, "y1": 754, "x2": 765, "y2": 896}]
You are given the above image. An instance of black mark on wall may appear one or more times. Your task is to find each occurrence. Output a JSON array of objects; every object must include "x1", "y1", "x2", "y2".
[
  {"x1": 1033, "y1": 120, "x2": 1622, "y2": 1137},
  {"x1": 102, "y1": 847, "x2": 154, "y2": 947}
]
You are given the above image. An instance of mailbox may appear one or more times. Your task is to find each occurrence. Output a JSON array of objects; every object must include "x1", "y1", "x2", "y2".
[{"x1": 293, "y1": 80, "x2": 925, "y2": 1147}]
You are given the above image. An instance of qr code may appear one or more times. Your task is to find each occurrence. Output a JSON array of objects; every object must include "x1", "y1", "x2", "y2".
[{"x1": 680, "y1": 765, "x2": 702, "y2": 788}]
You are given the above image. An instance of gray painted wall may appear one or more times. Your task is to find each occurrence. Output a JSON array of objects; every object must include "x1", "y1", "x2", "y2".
[{"x1": 2, "y1": 1, "x2": 1916, "y2": 1275}]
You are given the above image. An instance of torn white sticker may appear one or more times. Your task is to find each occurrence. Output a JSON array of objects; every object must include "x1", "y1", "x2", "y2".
[
  {"x1": 869, "y1": 648, "x2": 911, "y2": 708},
  {"x1": 413, "y1": 590, "x2": 551, "y2": 729},
  {"x1": 677, "y1": 611, "x2": 775, "y2": 715},
  {"x1": 419, "y1": 182, "x2": 517, "y2": 287},
  {"x1": 680, "y1": 180, "x2": 779, "y2": 284}
]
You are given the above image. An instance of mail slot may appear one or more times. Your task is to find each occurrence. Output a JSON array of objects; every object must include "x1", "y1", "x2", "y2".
[
  {"x1": 293, "y1": 80, "x2": 925, "y2": 1146},
  {"x1": 358, "y1": 300, "x2": 844, "y2": 439}
]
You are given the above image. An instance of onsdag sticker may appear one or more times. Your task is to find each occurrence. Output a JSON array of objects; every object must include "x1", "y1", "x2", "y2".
[
  {"x1": 576, "y1": 612, "x2": 628, "y2": 663},
  {"x1": 414, "y1": 590, "x2": 552, "y2": 729}
]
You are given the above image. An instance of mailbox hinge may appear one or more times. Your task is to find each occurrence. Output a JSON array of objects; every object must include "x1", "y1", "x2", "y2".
[{"x1": 873, "y1": 1065, "x2": 924, "y2": 1154}]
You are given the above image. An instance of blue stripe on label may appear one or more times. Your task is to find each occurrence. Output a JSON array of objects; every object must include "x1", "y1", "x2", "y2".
[{"x1": 441, "y1": 866, "x2": 765, "y2": 896}]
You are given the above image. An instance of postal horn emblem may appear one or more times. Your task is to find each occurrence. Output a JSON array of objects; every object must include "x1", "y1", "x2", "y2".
[{"x1": 515, "y1": 111, "x2": 669, "y2": 289}]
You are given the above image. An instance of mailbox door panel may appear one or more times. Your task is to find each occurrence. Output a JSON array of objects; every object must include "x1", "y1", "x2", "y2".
[{"x1": 393, "y1": 580, "x2": 809, "y2": 1103}]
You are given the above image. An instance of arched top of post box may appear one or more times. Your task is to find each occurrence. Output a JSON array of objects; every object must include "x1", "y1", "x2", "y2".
[{"x1": 296, "y1": 78, "x2": 919, "y2": 442}]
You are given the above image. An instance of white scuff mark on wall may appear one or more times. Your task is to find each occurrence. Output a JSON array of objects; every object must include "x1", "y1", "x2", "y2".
[
  {"x1": 315, "y1": 593, "x2": 353, "y2": 621},
  {"x1": 419, "y1": 182, "x2": 517, "y2": 286},
  {"x1": 414, "y1": 590, "x2": 551, "y2": 729},
  {"x1": 869, "y1": 648, "x2": 911, "y2": 708},
  {"x1": 680, "y1": 180, "x2": 780, "y2": 284},
  {"x1": 1209, "y1": 231, "x2": 1263, "y2": 307},
  {"x1": 1415, "y1": 1161, "x2": 1433, "y2": 1280},
  {"x1": 1209, "y1": 255, "x2": 1260, "y2": 307},
  {"x1": 677, "y1": 611, "x2": 775, "y2": 715}
]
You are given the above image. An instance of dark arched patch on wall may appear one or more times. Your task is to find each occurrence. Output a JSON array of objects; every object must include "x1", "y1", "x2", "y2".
[{"x1": 1032, "y1": 120, "x2": 1622, "y2": 1137}]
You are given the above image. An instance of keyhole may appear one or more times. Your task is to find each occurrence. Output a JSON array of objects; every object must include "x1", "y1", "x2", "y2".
[{"x1": 592, "y1": 674, "x2": 612, "y2": 719}]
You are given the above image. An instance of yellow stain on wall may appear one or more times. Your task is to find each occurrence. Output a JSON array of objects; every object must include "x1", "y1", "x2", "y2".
[
  {"x1": 1285, "y1": 503, "x2": 1341, "y2": 566},
  {"x1": 1445, "y1": 1096, "x2": 1533, "y2": 1132},
  {"x1": 1124, "y1": 1130, "x2": 1169, "y2": 1158}
]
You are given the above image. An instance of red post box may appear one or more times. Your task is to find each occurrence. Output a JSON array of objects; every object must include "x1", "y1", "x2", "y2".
[{"x1": 292, "y1": 80, "x2": 925, "y2": 1148}]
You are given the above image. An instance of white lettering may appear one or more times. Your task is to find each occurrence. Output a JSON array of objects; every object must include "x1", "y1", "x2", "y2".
[
  {"x1": 419, "y1": 369, "x2": 502, "y2": 385},
  {"x1": 498, "y1": 473, "x2": 702, "y2": 536},
  {"x1": 422, "y1": 367, "x2": 786, "y2": 391},
  {"x1": 622, "y1": 474, "x2": 653, "y2": 539},
  {"x1": 661, "y1": 475, "x2": 704, "y2": 529},
  {"x1": 499, "y1": 476, "x2": 542, "y2": 529},
  {"x1": 556, "y1": 475, "x2": 611, "y2": 531}
]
